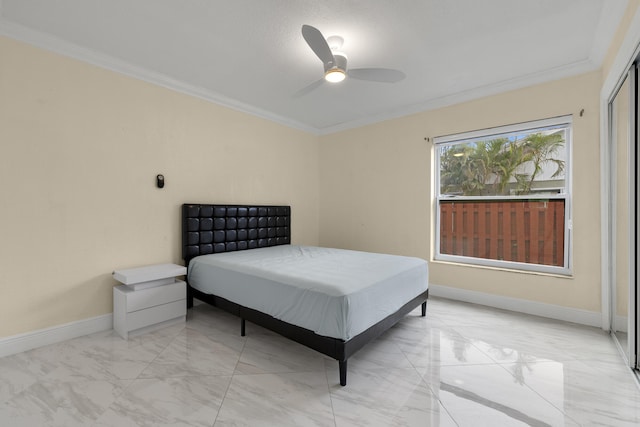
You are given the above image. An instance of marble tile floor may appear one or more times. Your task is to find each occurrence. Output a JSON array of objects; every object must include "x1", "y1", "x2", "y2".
[{"x1": 1, "y1": 297, "x2": 639, "y2": 426}]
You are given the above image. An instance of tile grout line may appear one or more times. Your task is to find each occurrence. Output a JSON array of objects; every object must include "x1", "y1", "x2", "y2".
[{"x1": 210, "y1": 324, "x2": 249, "y2": 426}]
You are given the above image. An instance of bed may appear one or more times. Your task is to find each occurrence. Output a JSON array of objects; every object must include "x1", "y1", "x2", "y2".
[{"x1": 182, "y1": 204, "x2": 429, "y2": 386}]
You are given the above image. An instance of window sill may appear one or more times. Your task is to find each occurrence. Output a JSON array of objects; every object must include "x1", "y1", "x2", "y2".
[{"x1": 431, "y1": 258, "x2": 574, "y2": 279}]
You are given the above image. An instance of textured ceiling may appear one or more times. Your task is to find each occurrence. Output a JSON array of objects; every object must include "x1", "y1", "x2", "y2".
[{"x1": 0, "y1": 0, "x2": 627, "y2": 134}]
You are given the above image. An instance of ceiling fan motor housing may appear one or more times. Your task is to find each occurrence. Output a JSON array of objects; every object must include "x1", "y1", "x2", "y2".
[{"x1": 325, "y1": 52, "x2": 348, "y2": 73}]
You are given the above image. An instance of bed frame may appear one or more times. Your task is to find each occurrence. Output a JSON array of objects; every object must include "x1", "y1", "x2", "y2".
[{"x1": 182, "y1": 203, "x2": 428, "y2": 386}]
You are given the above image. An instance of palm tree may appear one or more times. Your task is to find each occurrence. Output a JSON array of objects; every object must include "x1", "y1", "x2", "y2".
[
  {"x1": 440, "y1": 140, "x2": 503, "y2": 195},
  {"x1": 491, "y1": 138, "x2": 531, "y2": 195},
  {"x1": 439, "y1": 132, "x2": 565, "y2": 196},
  {"x1": 519, "y1": 132, "x2": 565, "y2": 194},
  {"x1": 439, "y1": 145, "x2": 466, "y2": 195},
  {"x1": 472, "y1": 139, "x2": 506, "y2": 195}
]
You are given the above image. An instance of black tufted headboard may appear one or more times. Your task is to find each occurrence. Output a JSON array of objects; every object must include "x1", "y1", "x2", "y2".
[{"x1": 182, "y1": 204, "x2": 291, "y2": 266}]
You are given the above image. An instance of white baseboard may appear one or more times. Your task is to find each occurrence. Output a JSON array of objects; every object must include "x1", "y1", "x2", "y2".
[
  {"x1": 0, "y1": 314, "x2": 113, "y2": 358},
  {"x1": 429, "y1": 284, "x2": 603, "y2": 329},
  {"x1": 0, "y1": 289, "x2": 606, "y2": 359}
]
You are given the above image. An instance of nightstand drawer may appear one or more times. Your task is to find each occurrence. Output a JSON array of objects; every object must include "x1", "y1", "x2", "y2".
[
  {"x1": 127, "y1": 300, "x2": 186, "y2": 331},
  {"x1": 113, "y1": 264, "x2": 187, "y2": 340},
  {"x1": 125, "y1": 281, "x2": 186, "y2": 312}
]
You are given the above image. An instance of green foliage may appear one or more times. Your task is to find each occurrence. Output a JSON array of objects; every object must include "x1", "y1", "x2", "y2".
[{"x1": 440, "y1": 131, "x2": 565, "y2": 196}]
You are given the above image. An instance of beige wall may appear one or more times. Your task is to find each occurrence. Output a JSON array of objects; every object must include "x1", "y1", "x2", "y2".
[
  {"x1": 4, "y1": 4, "x2": 639, "y2": 339},
  {"x1": 319, "y1": 71, "x2": 602, "y2": 311},
  {"x1": 0, "y1": 37, "x2": 319, "y2": 337}
]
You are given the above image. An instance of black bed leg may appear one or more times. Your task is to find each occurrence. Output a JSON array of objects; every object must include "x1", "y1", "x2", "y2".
[
  {"x1": 421, "y1": 301, "x2": 427, "y2": 317},
  {"x1": 339, "y1": 360, "x2": 347, "y2": 386},
  {"x1": 241, "y1": 318, "x2": 246, "y2": 337}
]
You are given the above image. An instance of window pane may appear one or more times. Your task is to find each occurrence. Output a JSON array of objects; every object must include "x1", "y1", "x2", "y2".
[
  {"x1": 439, "y1": 125, "x2": 567, "y2": 197},
  {"x1": 439, "y1": 199, "x2": 565, "y2": 267},
  {"x1": 435, "y1": 117, "x2": 571, "y2": 272}
]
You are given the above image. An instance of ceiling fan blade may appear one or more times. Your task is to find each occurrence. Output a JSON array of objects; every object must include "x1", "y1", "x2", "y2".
[
  {"x1": 293, "y1": 78, "x2": 325, "y2": 98},
  {"x1": 347, "y1": 68, "x2": 406, "y2": 83},
  {"x1": 302, "y1": 24, "x2": 335, "y2": 68}
]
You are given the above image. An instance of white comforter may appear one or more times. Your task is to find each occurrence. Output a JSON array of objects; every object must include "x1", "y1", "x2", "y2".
[{"x1": 187, "y1": 245, "x2": 428, "y2": 340}]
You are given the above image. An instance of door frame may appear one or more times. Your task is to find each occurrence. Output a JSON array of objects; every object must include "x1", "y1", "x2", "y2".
[{"x1": 600, "y1": 11, "x2": 640, "y2": 369}]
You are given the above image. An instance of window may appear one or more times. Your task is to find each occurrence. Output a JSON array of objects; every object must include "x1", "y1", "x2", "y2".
[{"x1": 435, "y1": 116, "x2": 571, "y2": 274}]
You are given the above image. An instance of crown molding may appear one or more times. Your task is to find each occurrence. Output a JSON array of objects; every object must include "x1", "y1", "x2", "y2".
[
  {"x1": 0, "y1": 8, "x2": 613, "y2": 137},
  {"x1": 319, "y1": 58, "x2": 599, "y2": 135},
  {"x1": 0, "y1": 18, "x2": 321, "y2": 135},
  {"x1": 589, "y1": 0, "x2": 629, "y2": 66}
]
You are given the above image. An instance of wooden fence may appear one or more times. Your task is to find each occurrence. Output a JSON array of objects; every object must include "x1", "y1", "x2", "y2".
[{"x1": 439, "y1": 199, "x2": 565, "y2": 267}]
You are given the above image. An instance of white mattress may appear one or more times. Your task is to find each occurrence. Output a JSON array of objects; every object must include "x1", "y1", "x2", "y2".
[{"x1": 187, "y1": 245, "x2": 428, "y2": 340}]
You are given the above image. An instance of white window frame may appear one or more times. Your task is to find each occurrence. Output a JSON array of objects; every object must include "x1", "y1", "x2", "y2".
[{"x1": 434, "y1": 115, "x2": 572, "y2": 275}]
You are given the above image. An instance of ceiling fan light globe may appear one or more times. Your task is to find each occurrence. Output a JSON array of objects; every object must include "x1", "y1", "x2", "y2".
[{"x1": 325, "y1": 68, "x2": 346, "y2": 83}]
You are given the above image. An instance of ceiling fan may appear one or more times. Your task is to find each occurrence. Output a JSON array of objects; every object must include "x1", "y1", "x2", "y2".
[{"x1": 296, "y1": 24, "x2": 406, "y2": 96}]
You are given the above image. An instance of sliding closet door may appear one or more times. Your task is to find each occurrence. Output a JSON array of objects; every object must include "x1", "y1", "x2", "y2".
[
  {"x1": 634, "y1": 63, "x2": 640, "y2": 371},
  {"x1": 609, "y1": 65, "x2": 638, "y2": 369}
]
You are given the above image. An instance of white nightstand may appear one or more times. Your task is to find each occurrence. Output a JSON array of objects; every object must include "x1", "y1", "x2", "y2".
[{"x1": 113, "y1": 263, "x2": 187, "y2": 339}]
